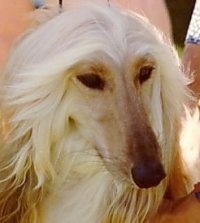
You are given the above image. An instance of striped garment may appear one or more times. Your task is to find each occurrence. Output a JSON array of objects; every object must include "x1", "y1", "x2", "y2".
[{"x1": 185, "y1": 0, "x2": 200, "y2": 44}]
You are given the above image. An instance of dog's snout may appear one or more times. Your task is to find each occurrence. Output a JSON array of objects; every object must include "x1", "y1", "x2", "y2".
[{"x1": 131, "y1": 163, "x2": 166, "y2": 189}]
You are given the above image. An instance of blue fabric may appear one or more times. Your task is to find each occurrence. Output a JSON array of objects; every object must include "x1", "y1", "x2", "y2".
[
  {"x1": 32, "y1": 0, "x2": 45, "y2": 9},
  {"x1": 185, "y1": 0, "x2": 200, "y2": 44}
]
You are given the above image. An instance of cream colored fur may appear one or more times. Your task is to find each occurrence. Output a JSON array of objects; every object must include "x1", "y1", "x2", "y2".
[
  {"x1": 0, "y1": 1, "x2": 195, "y2": 223},
  {"x1": 180, "y1": 108, "x2": 200, "y2": 184}
]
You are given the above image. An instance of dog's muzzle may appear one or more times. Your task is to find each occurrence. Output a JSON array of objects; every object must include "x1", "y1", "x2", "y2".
[{"x1": 131, "y1": 162, "x2": 166, "y2": 188}]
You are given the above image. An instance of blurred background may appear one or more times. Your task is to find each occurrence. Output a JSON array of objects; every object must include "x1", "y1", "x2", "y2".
[
  {"x1": 166, "y1": 0, "x2": 196, "y2": 48},
  {"x1": 0, "y1": 0, "x2": 197, "y2": 66}
]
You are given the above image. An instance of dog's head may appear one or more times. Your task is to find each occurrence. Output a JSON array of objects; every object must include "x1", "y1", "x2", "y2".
[{"x1": 0, "y1": 2, "x2": 190, "y2": 206}]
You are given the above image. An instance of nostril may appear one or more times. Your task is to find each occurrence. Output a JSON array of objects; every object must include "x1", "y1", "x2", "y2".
[{"x1": 131, "y1": 163, "x2": 166, "y2": 189}]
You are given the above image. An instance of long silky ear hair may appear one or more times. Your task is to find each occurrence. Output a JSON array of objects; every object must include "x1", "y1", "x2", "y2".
[
  {"x1": 0, "y1": 2, "x2": 117, "y2": 220},
  {"x1": 0, "y1": 114, "x2": 44, "y2": 220},
  {"x1": 0, "y1": 5, "x2": 65, "y2": 223}
]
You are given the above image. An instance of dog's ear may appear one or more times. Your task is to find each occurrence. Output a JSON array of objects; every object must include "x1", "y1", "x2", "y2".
[
  {"x1": 0, "y1": 116, "x2": 48, "y2": 222},
  {"x1": 0, "y1": 160, "x2": 44, "y2": 222},
  {"x1": 0, "y1": 48, "x2": 76, "y2": 222},
  {"x1": 0, "y1": 65, "x2": 67, "y2": 222}
]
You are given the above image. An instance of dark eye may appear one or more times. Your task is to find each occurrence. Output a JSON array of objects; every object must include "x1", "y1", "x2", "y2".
[
  {"x1": 138, "y1": 66, "x2": 154, "y2": 84},
  {"x1": 77, "y1": 74, "x2": 105, "y2": 90}
]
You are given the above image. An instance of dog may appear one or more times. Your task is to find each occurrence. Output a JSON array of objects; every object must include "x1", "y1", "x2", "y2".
[{"x1": 0, "y1": 2, "x2": 200, "y2": 223}]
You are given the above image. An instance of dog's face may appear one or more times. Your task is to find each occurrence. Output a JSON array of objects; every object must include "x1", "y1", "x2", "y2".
[
  {"x1": 1, "y1": 3, "x2": 188, "y2": 190},
  {"x1": 68, "y1": 54, "x2": 165, "y2": 188}
]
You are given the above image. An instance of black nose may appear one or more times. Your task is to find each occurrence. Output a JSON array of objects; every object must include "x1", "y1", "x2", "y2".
[{"x1": 131, "y1": 163, "x2": 166, "y2": 188}]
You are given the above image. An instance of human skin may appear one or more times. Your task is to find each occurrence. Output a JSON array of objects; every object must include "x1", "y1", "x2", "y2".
[
  {"x1": 0, "y1": 0, "x2": 32, "y2": 66},
  {"x1": 112, "y1": 0, "x2": 172, "y2": 40},
  {"x1": 182, "y1": 44, "x2": 200, "y2": 99}
]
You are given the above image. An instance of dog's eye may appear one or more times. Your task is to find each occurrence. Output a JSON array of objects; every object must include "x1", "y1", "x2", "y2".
[
  {"x1": 77, "y1": 74, "x2": 105, "y2": 90},
  {"x1": 138, "y1": 66, "x2": 154, "y2": 84}
]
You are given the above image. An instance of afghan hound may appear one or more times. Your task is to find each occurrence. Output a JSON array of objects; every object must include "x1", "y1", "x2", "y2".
[{"x1": 0, "y1": 2, "x2": 200, "y2": 223}]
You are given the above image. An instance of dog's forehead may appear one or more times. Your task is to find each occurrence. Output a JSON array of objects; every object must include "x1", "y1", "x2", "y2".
[
  {"x1": 58, "y1": 8, "x2": 160, "y2": 63},
  {"x1": 4, "y1": 4, "x2": 163, "y2": 75},
  {"x1": 43, "y1": 5, "x2": 161, "y2": 52},
  {"x1": 68, "y1": 6, "x2": 160, "y2": 45}
]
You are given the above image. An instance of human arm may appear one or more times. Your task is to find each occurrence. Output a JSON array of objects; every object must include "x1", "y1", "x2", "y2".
[
  {"x1": 182, "y1": 0, "x2": 200, "y2": 98},
  {"x1": 0, "y1": 0, "x2": 32, "y2": 67},
  {"x1": 182, "y1": 44, "x2": 200, "y2": 98}
]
